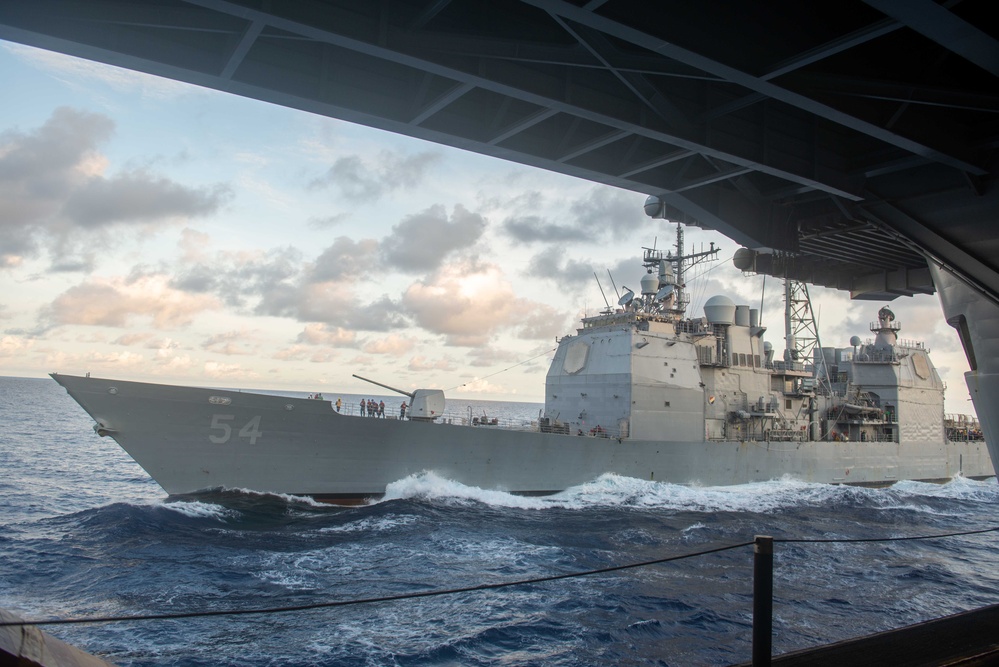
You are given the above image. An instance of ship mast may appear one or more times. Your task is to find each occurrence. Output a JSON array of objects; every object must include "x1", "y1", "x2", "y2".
[
  {"x1": 783, "y1": 279, "x2": 832, "y2": 392},
  {"x1": 642, "y1": 221, "x2": 718, "y2": 318}
]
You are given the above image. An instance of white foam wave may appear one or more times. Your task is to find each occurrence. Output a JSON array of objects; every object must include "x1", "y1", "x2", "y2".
[
  {"x1": 379, "y1": 471, "x2": 554, "y2": 509},
  {"x1": 318, "y1": 514, "x2": 418, "y2": 534},
  {"x1": 225, "y1": 487, "x2": 327, "y2": 507},
  {"x1": 243, "y1": 543, "x2": 410, "y2": 591},
  {"x1": 161, "y1": 500, "x2": 234, "y2": 520},
  {"x1": 547, "y1": 473, "x2": 855, "y2": 512},
  {"x1": 375, "y1": 471, "x2": 999, "y2": 515},
  {"x1": 682, "y1": 522, "x2": 708, "y2": 534},
  {"x1": 891, "y1": 475, "x2": 999, "y2": 502},
  {"x1": 255, "y1": 568, "x2": 319, "y2": 591}
]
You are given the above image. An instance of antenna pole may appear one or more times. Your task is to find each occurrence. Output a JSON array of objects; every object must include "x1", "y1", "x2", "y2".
[
  {"x1": 607, "y1": 270, "x2": 621, "y2": 300},
  {"x1": 593, "y1": 273, "x2": 611, "y2": 310},
  {"x1": 674, "y1": 221, "x2": 685, "y2": 314}
]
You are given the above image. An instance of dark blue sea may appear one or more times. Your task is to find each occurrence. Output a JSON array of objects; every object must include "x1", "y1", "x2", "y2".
[{"x1": 3, "y1": 375, "x2": 999, "y2": 666}]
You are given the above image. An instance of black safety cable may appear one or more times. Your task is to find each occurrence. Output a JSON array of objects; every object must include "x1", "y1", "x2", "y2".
[
  {"x1": 444, "y1": 347, "x2": 556, "y2": 392},
  {"x1": 777, "y1": 524, "x2": 999, "y2": 544},
  {"x1": 5, "y1": 524, "x2": 996, "y2": 628},
  {"x1": 0, "y1": 540, "x2": 755, "y2": 627}
]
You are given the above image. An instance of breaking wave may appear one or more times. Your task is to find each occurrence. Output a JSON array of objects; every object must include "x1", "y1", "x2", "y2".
[{"x1": 377, "y1": 470, "x2": 997, "y2": 514}]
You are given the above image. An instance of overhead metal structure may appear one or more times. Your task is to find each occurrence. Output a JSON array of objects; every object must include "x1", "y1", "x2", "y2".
[{"x1": 1, "y1": 0, "x2": 996, "y2": 302}]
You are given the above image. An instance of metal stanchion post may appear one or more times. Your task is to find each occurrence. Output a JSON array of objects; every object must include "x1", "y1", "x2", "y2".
[{"x1": 753, "y1": 535, "x2": 774, "y2": 667}]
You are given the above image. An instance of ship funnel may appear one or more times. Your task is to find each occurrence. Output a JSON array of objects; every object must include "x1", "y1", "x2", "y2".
[
  {"x1": 735, "y1": 305, "x2": 750, "y2": 327},
  {"x1": 750, "y1": 308, "x2": 759, "y2": 328}
]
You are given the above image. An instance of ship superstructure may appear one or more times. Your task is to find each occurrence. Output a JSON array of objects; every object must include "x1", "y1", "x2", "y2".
[
  {"x1": 544, "y1": 231, "x2": 808, "y2": 444},
  {"x1": 543, "y1": 241, "x2": 980, "y2": 452},
  {"x1": 821, "y1": 307, "x2": 946, "y2": 444}
]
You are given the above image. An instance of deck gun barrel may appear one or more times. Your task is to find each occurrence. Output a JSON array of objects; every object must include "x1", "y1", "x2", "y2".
[{"x1": 352, "y1": 374, "x2": 414, "y2": 399}]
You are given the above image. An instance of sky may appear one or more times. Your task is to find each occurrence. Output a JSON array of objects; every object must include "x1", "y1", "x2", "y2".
[{"x1": 0, "y1": 40, "x2": 978, "y2": 415}]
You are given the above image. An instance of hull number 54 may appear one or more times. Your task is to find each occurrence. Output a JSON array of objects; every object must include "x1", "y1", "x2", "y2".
[{"x1": 209, "y1": 414, "x2": 263, "y2": 444}]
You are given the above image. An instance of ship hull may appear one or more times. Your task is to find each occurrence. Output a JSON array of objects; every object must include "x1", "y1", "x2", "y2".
[{"x1": 52, "y1": 374, "x2": 995, "y2": 502}]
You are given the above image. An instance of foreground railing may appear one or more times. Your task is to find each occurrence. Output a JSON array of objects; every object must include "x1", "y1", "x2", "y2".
[{"x1": 5, "y1": 524, "x2": 996, "y2": 665}]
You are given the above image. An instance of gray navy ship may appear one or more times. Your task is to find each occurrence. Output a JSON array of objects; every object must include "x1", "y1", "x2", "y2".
[{"x1": 52, "y1": 229, "x2": 993, "y2": 503}]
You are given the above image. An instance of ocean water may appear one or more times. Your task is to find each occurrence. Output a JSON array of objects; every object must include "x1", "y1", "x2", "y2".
[{"x1": 2, "y1": 375, "x2": 999, "y2": 666}]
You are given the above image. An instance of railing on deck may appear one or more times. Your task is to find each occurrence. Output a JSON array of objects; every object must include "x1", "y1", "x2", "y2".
[
  {"x1": 7, "y1": 527, "x2": 998, "y2": 667},
  {"x1": 335, "y1": 400, "x2": 633, "y2": 438}
]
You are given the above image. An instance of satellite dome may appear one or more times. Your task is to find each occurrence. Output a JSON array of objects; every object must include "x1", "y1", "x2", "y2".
[
  {"x1": 704, "y1": 295, "x2": 736, "y2": 325},
  {"x1": 732, "y1": 247, "x2": 756, "y2": 271},
  {"x1": 640, "y1": 272, "x2": 659, "y2": 295},
  {"x1": 643, "y1": 194, "x2": 664, "y2": 218},
  {"x1": 850, "y1": 335, "x2": 862, "y2": 347}
]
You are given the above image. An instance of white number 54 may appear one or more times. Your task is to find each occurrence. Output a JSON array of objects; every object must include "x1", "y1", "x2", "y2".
[{"x1": 210, "y1": 414, "x2": 262, "y2": 444}]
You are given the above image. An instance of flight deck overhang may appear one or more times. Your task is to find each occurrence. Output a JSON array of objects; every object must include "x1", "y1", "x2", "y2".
[{"x1": 0, "y1": 0, "x2": 997, "y2": 302}]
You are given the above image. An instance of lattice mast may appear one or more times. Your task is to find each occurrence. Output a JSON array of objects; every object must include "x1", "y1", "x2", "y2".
[{"x1": 783, "y1": 279, "x2": 832, "y2": 391}]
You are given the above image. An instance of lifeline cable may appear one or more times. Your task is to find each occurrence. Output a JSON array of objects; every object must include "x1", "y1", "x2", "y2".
[
  {"x1": 444, "y1": 347, "x2": 556, "y2": 392},
  {"x1": 5, "y1": 524, "x2": 998, "y2": 628},
  {"x1": 0, "y1": 540, "x2": 754, "y2": 627},
  {"x1": 777, "y1": 524, "x2": 999, "y2": 544}
]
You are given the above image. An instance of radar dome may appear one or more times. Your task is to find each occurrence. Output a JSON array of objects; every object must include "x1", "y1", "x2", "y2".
[
  {"x1": 850, "y1": 335, "x2": 862, "y2": 347},
  {"x1": 643, "y1": 194, "x2": 664, "y2": 218},
  {"x1": 733, "y1": 247, "x2": 756, "y2": 271},
  {"x1": 640, "y1": 272, "x2": 659, "y2": 295},
  {"x1": 704, "y1": 295, "x2": 736, "y2": 325}
]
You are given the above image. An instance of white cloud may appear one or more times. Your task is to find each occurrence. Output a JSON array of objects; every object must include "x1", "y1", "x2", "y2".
[
  {"x1": 86, "y1": 350, "x2": 146, "y2": 367},
  {"x1": 501, "y1": 187, "x2": 653, "y2": 245},
  {"x1": 408, "y1": 355, "x2": 457, "y2": 372},
  {"x1": 0, "y1": 334, "x2": 33, "y2": 357},
  {"x1": 296, "y1": 323, "x2": 357, "y2": 347},
  {"x1": 202, "y1": 330, "x2": 258, "y2": 356},
  {"x1": 309, "y1": 149, "x2": 442, "y2": 202},
  {"x1": 380, "y1": 204, "x2": 486, "y2": 272},
  {"x1": 362, "y1": 334, "x2": 416, "y2": 356},
  {"x1": 41, "y1": 275, "x2": 221, "y2": 330},
  {"x1": 203, "y1": 361, "x2": 258, "y2": 380},
  {"x1": 0, "y1": 107, "x2": 230, "y2": 271},
  {"x1": 402, "y1": 260, "x2": 520, "y2": 347}
]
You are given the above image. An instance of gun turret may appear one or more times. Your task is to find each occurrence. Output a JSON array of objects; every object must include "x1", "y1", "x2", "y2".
[{"x1": 352, "y1": 374, "x2": 444, "y2": 421}]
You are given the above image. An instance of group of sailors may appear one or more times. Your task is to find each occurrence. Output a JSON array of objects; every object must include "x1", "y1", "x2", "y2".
[
  {"x1": 312, "y1": 394, "x2": 408, "y2": 419},
  {"x1": 357, "y1": 398, "x2": 409, "y2": 419},
  {"x1": 362, "y1": 398, "x2": 386, "y2": 418}
]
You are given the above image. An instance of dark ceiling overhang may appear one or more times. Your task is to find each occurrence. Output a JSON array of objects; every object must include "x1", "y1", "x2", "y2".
[{"x1": 1, "y1": 0, "x2": 996, "y2": 302}]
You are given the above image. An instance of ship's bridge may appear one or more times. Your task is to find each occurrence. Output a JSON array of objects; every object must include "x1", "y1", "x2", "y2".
[{"x1": 579, "y1": 311, "x2": 677, "y2": 331}]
